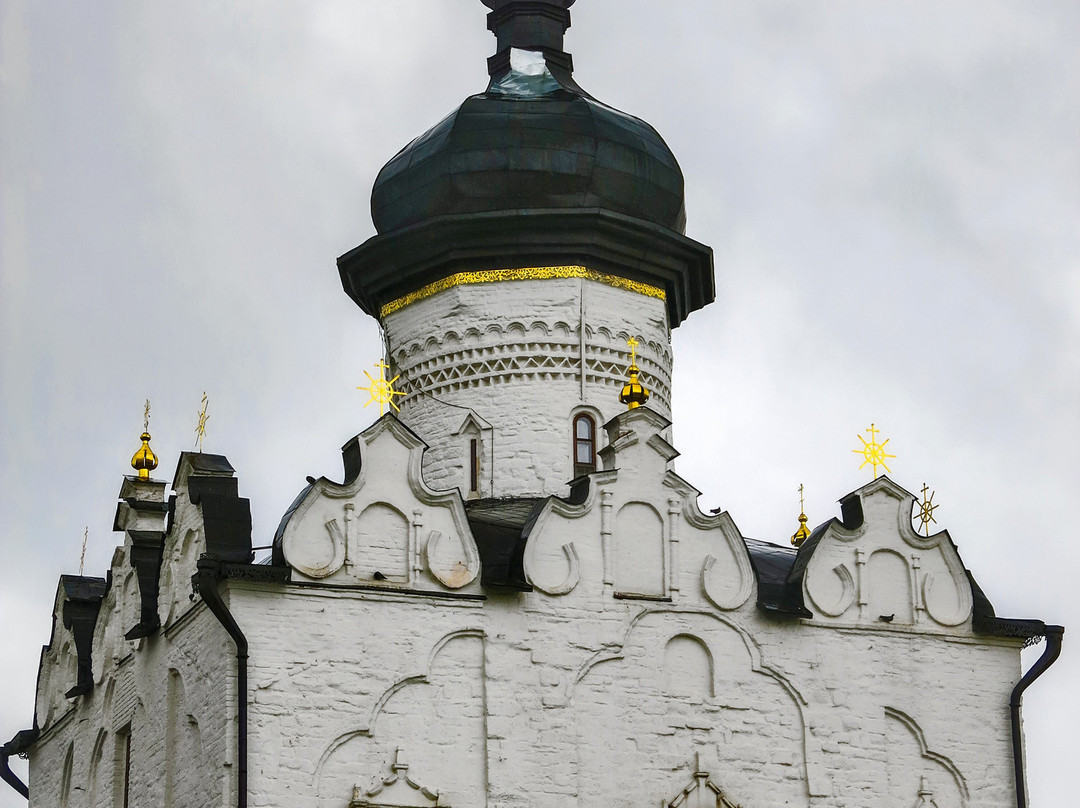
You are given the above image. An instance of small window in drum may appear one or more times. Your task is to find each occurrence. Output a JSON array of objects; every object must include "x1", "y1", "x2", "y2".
[{"x1": 573, "y1": 414, "x2": 597, "y2": 477}]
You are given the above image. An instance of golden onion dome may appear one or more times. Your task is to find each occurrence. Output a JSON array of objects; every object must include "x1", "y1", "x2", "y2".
[
  {"x1": 619, "y1": 364, "x2": 651, "y2": 410},
  {"x1": 131, "y1": 431, "x2": 159, "y2": 480}
]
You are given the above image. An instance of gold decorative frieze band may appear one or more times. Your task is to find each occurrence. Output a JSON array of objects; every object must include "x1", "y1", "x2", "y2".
[{"x1": 379, "y1": 266, "x2": 666, "y2": 319}]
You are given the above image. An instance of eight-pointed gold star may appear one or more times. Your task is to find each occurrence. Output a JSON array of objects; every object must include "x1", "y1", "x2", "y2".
[
  {"x1": 852, "y1": 422, "x2": 895, "y2": 479},
  {"x1": 358, "y1": 360, "x2": 405, "y2": 416}
]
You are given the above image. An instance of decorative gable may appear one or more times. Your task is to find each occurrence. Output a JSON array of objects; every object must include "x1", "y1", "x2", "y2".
[
  {"x1": 277, "y1": 416, "x2": 480, "y2": 592},
  {"x1": 523, "y1": 407, "x2": 754, "y2": 610},
  {"x1": 799, "y1": 477, "x2": 973, "y2": 629}
]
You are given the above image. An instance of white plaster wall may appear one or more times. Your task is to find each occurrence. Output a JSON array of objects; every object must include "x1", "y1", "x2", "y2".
[
  {"x1": 223, "y1": 411, "x2": 1023, "y2": 808},
  {"x1": 222, "y1": 577, "x2": 1020, "y2": 808},
  {"x1": 384, "y1": 277, "x2": 673, "y2": 497},
  {"x1": 26, "y1": 418, "x2": 1026, "y2": 808}
]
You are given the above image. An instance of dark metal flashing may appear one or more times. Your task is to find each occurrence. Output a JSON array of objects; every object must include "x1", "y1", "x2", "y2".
[
  {"x1": 171, "y1": 452, "x2": 235, "y2": 488},
  {"x1": 837, "y1": 491, "x2": 864, "y2": 530},
  {"x1": 968, "y1": 571, "x2": 1050, "y2": 641},
  {"x1": 166, "y1": 494, "x2": 177, "y2": 536},
  {"x1": 1, "y1": 728, "x2": 38, "y2": 799},
  {"x1": 60, "y1": 575, "x2": 108, "y2": 698},
  {"x1": 341, "y1": 434, "x2": 363, "y2": 486},
  {"x1": 565, "y1": 476, "x2": 590, "y2": 506},
  {"x1": 193, "y1": 492, "x2": 254, "y2": 564},
  {"x1": 124, "y1": 530, "x2": 166, "y2": 640},
  {"x1": 271, "y1": 482, "x2": 314, "y2": 567},
  {"x1": 188, "y1": 475, "x2": 240, "y2": 502},
  {"x1": 340, "y1": 208, "x2": 713, "y2": 327},
  {"x1": 743, "y1": 537, "x2": 812, "y2": 619},
  {"x1": 466, "y1": 497, "x2": 542, "y2": 591}
]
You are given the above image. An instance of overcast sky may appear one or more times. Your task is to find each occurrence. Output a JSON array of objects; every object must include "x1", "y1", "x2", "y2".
[{"x1": 1, "y1": 1, "x2": 1077, "y2": 805}]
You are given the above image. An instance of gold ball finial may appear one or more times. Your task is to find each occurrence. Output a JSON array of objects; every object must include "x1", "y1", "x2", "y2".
[
  {"x1": 619, "y1": 337, "x2": 650, "y2": 410},
  {"x1": 131, "y1": 431, "x2": 158, "y2": 481}
]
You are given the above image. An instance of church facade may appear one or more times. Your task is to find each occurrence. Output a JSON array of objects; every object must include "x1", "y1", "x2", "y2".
[{"x1": 3, "y1": 2, "x2": 1061, "y2": 807}]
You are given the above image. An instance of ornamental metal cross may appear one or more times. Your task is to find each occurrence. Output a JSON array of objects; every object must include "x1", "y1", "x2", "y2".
[
  {"x1": 916, "y1": 483, "x2": 939, "y2": 536},
  {"x1": 195, "y1": 392, "x2": 209, "y2": 452}
]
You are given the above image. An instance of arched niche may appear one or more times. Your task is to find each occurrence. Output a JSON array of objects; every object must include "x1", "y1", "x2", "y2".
[
  {"x1": 59, "y1": 742, "x2": 74, "y2": 808},
  {"x1": 354, "y1": 503, "x2": 409, "y2": 581},
  {"x1": 165, "y1": 668, "x2": 215, "y2": 807},
  {"x1": 663, "y1": 634, "x2": 713, "y2": 700},
  {"x1": 866, "y1": 549, "x2": 914, "y2": 624},
  {"x1": 615, "y1": 502, "x2": 665, "y2": 597}
]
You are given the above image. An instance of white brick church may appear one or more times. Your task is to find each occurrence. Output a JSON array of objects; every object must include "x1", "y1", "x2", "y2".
[{"x1": 3, "y1": 2, "x2": 1061, "y2": 807}]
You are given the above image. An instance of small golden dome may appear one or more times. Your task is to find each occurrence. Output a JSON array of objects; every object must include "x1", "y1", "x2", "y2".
[
  {"x1": 791, "y1": 511, "x2": 811, "y2": 547},
  {"x1": 619, "y1": 364, "x2": 651, "y2": 410},
  {"x1": 131, "y1": 431, "x2": 159, "y2": 481}
]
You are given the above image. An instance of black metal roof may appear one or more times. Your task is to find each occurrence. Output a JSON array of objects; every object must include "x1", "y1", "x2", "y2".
[
  {"x1": 465, "y1": 497, "x2": 541, "y2": 591},
  {"x1": 371, "y1": 91, "x2": 686, "y2": 236},
  {"x1": 742, "y1": 537, "x2": 812, "y2": 618}
]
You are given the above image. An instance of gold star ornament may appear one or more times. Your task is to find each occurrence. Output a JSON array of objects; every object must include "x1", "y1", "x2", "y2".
[
  {"x1": 852, "y1": 422, "x2": 895, "y2": 479},
  {"x1": 358, "y1": 360, "x2": 405, "y2": 416}
]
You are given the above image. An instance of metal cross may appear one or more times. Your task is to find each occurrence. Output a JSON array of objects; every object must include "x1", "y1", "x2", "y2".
[
  {"x1": 79, "y1": 526, "x2": 88, "y2": 577},
  {"x1": 916, "y1": 483, "x2": 939, "y2": 536},
  {"x1": 195, "y1": 392, "x2": 209, "y2": 452}
]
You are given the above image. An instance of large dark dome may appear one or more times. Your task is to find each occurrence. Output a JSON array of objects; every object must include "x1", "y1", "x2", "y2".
[
  {"x1": 371, "y1": 89, "x2": 687, "y2": 235},
  {"x1": 340, "y1": 0, "x2": 714, "y2": 327}
]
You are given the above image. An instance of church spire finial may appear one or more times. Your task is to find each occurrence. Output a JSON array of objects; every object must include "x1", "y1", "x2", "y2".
[
  {"x1": 481, "y1": 0, "x2": 576, "y2": 78},
  {"x1": 131, "y1": 399, "x2": 159, "y2": 481},
  {"x1": 619, "y1": 337, "x2": 651, "y2": 410},
  {"x1": 791, "y1": 483, "x2": 811, "y2": 547}
]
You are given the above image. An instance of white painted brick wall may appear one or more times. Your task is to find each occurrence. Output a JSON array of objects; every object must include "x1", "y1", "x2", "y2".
[
  {"x1": 385, "y1": 277, "x2": 673, "y2": 498},
  {"x1": 26, "y1": 393, "x2": 1027, "y2": 808}
]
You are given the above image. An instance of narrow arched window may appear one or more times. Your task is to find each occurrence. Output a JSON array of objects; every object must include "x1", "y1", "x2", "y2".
[{"x1": 573, "y1": 414, "x2": 597, "y2": 477}]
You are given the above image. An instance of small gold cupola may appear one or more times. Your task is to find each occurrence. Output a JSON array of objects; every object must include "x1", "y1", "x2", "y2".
[
  {"x1": 131, "y1": 400, "x2": 158, "y2": 480},
  {"x1": 791, "y1": 483, "x2": 811, "y2": 547},
  {"x1": 619, "y1": 337, "x2": 651, "y2": 410}
]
